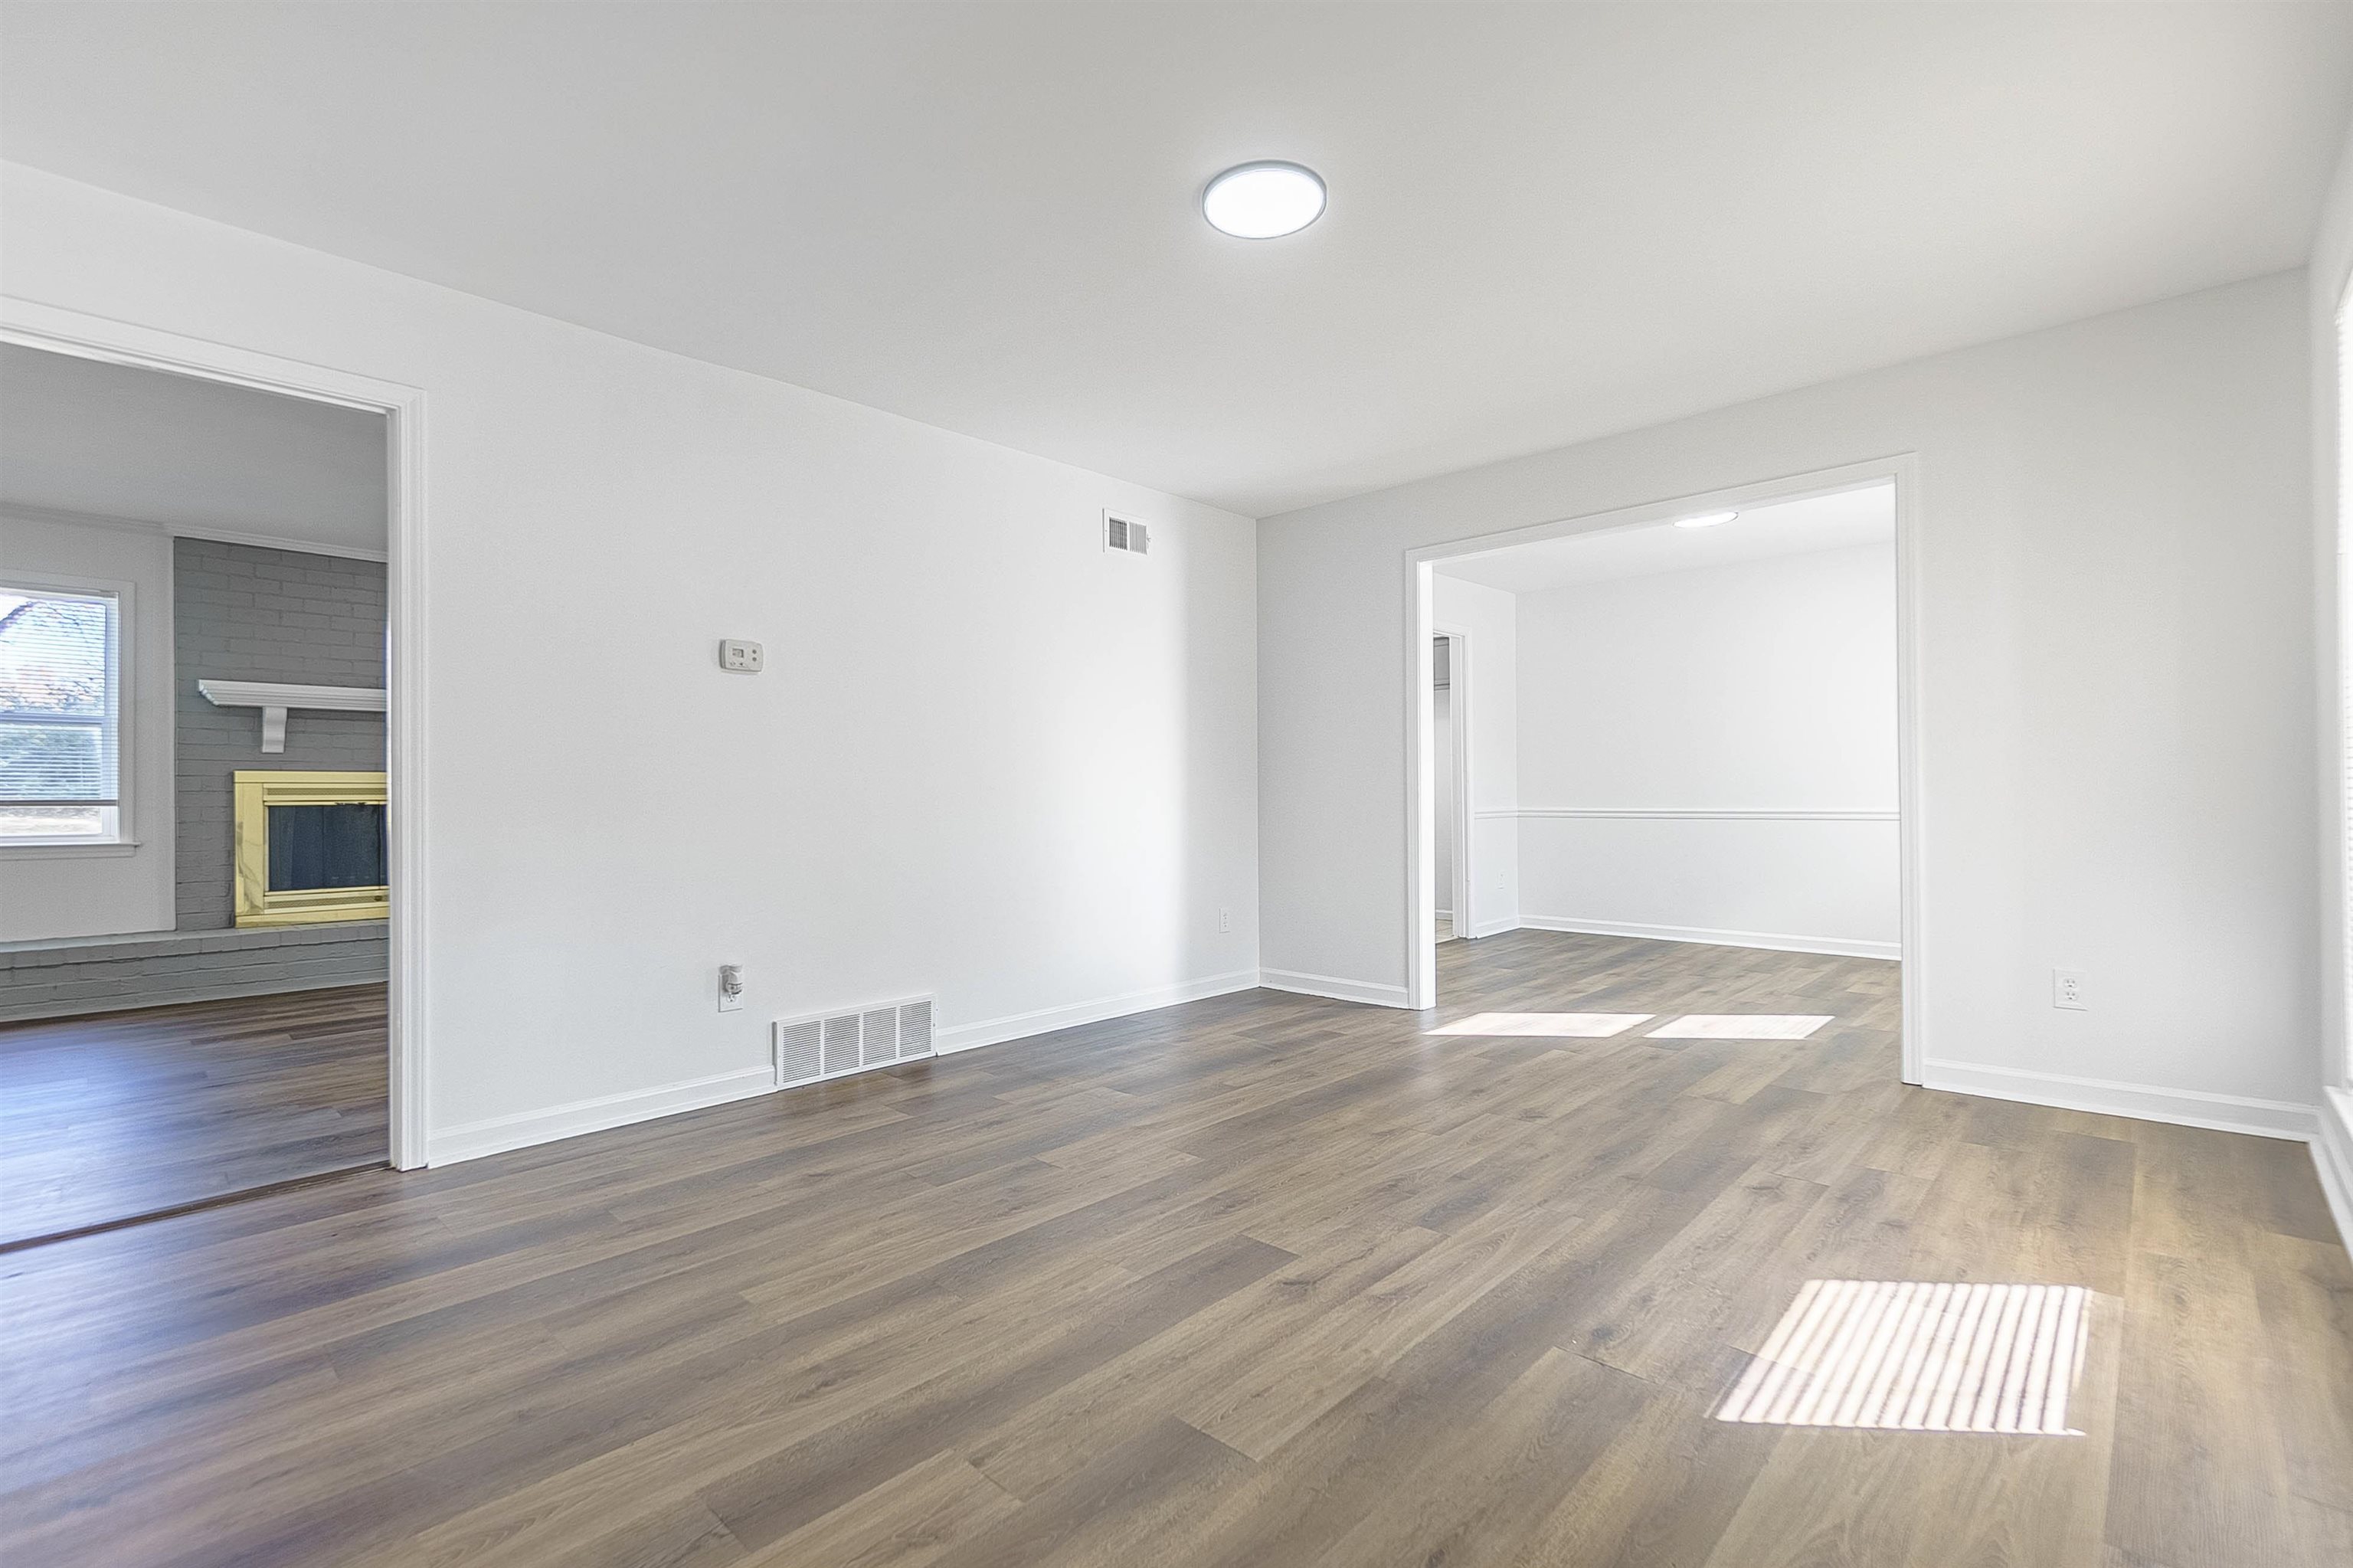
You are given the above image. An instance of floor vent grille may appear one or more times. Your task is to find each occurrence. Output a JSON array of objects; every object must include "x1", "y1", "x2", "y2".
[{"x1": 776, "y1": 995, "x2": 938, "y2": 1088}]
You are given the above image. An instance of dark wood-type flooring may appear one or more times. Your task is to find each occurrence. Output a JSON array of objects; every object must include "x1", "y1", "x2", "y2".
[
  {"x1": 4, "y1": 932, "x2": 2348, "y2": 1566},
  {"x1": 0, "y1": 984, "x2": 386, "y2": 1246}
]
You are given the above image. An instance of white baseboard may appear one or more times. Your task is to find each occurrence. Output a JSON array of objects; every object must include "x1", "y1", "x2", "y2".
[
  {"x1": 934, "y1": 968, "x2": 1263, "y2": 1056},
  {"x1": 1258, "y1": 967, "x2": 1413, "y2": 1009},
  {"x1": 1920, "y1": 1059, "x2": 2319, "y2": 1142},
  {"x1": 2314, "y1": 1088, "x2": 2353, "y2": 1252},
  {"x1": 1463, "y1": 917, "x2": 1520, "y2": 939},
  {"x1": 1518, "y1": 915, "x2": 1900, "y2": 961},
  {"x1": 427, "y1": 969, "x2": 1267, "y2": 1164},
  {"x1": 427, "y1": 1065, "x2": 776, "y2": 1166}
]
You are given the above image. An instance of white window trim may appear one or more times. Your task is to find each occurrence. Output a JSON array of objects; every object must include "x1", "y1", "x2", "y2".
[{"x1": 0, "y1": 570, "x2": 136, "y2": 852}]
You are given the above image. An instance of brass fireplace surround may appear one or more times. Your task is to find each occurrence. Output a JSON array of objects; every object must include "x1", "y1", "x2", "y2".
[{"x1": 232, "y1": 770, "x2": 388, "y2": 928}]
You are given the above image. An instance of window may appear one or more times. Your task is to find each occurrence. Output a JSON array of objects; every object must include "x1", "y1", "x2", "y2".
[{"x1": 0, "y1": 585, "x2": 122, "y2": 844}]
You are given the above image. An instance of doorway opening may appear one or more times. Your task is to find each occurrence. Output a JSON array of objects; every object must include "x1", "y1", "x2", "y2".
[
  {"x1": 0, "y1": 305, "x2": 425, "y2": 1247},
  {"x1": 1432, "y1": 630, "x2": 1470, "y2": 944},
  {"x1": 1406, "y1": 459, "x2": 1922, "y2": 1084}
]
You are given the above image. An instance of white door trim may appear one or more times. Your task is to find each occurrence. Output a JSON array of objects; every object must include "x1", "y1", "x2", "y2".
[
  {"x1": 1404, "y1": 453, "x2": 1927, "y2": 1085},
  {"x1": 2, "y1": 295, "x2": 434, "y2": 1167},
  {"x1": 1432, "y1": 623, "x2": 1473, "y2": 943}
]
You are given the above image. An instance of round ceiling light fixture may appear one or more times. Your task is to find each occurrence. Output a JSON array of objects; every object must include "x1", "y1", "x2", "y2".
[
  {"x1": 1674, "y1": 509, "x2": 1740, "y2": 529},
  {"x1": 1203, "y1": 161, "x2": 1327, "y2": 239}
]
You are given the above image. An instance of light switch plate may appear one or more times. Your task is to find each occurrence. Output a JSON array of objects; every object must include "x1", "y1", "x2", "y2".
[{"x1": 720, "y1": 639, "x2": 764, "y2": 673}]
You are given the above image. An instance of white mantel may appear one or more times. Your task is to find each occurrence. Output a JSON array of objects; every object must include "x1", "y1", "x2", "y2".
[{"x1": 198, "y1": 679, "x2": 387, "y2": 753}]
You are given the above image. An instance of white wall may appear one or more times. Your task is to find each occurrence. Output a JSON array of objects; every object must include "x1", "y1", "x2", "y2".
[
  {"x1": 0, "y1": 164, "x2": 1260, "y2": 1157},
  {"x1": 0, "y1": 508, "x2": 175, "y2": 940},
  {"x1": 1265, "y1": 270, "x2": 2318, "y2": 1124},
  {"x1": 1509, "y1": 542, "x2": 1899, "y2": 957},
  {"x1": 1435, "y1": 573, "x2": 1517, "y2": 938}
]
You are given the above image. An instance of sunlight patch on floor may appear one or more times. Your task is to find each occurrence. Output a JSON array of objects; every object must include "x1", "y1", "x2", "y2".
[
  {"x1": 1716, "y1": 1280, "x2": 2090, "y2": 1435},
  {"x1": 1427, "y1": 1012, "x2": 1653, "y2": 1038},
  {"x1": 1648, "y1": 1014, "x2": 1833, "y2": 1040}
]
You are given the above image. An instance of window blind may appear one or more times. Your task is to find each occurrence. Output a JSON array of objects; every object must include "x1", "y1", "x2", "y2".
[{"x1": 0, "y1": 588, "x2": 119, "y2": 807}]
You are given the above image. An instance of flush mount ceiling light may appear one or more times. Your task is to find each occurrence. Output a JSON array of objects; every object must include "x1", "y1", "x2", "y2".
[
  {"x1": 1203, "y1": 161, "x2": 1326, "y2": 239},
  {"x1": 1674, "y1": 509, "x2": 1740, "y2": 529}
]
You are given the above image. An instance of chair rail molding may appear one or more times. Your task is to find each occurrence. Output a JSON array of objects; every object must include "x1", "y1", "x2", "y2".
[{"x1": 1487, "y1": 807, "x2": 1898, "y2": 821}]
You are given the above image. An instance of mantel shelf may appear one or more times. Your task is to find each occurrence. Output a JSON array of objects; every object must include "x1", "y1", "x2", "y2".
[{"x1": 198, "y1": 680, "x2": 387, "y2": 754}]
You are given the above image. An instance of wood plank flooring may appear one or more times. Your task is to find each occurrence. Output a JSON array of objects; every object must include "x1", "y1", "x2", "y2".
[
  {"x1": 2, "y1": 931, "x2": 2347, "y2": 1566},
  {"x1": 0, "y1": 984, "x2": 387, "y2": 1246}
]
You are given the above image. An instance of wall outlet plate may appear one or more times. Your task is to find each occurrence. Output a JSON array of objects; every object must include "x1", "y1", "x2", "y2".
[
  {"x1": 718, "y1": 963, "x2": 745, "y2": 1012},
  {"x1": 2051, "y1": 969, "x2": 2086, "y2": 1011},
  {"x1": 720, "y1": 639, "x2": 764, "y2": 673}
]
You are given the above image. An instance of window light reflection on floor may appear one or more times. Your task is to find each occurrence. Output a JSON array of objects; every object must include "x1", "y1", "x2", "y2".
[
  {"x1": 1426, "y1": 1013, "x2": 1653, "y2": 1038},
  {"x1": 1716, "y1": 1280, "x2": 2090, "y2": 1435},
  {"x1": 1647, "y1": 1014, "x2": 1833, "y2": 1040}
]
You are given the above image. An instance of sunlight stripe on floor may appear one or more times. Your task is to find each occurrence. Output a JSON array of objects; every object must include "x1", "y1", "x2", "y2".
[
  {"x1": 1425, "y1": 1012, "x2": 1653, "y2": 1038},
  {"x1": 1648, "y1": 1014, "x2": 1833, "y2": 1040},
  {"x1": 1715, "y1": 1280, "x2": 2089, "y2": 1434}
]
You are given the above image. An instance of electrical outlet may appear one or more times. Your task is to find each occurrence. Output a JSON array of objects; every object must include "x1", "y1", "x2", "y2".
[
  {"x1": 718, "y1": 964, "x2": 745, "y2": 1013},
  {"x1": 1219, "y1": 906, "x2": 1232, "y2": 934},
  {"x1": 719, "y1": 639, "x2": 764, "y2": 673},
  {"x1": 2051, "y1": 969, "x2": 2086, "y2": 1011}
]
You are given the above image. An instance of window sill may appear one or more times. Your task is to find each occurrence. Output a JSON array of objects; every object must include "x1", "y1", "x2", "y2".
[{"x1": 0, "y1": 840, "x2": 142, "y2": 859}]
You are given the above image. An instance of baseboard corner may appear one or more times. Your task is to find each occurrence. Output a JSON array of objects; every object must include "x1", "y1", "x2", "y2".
[{"x1": 1258, "y1": 967, "x2": 1413, "y2": 1010}]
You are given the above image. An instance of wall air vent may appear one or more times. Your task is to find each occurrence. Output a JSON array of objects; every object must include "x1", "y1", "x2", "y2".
[
  {"x1": 774, "y1": 994, "x2": 938, "y2": 1089},
  {"x1": 1104, "y1": 512, "x2": 1150, "y2": 555}
]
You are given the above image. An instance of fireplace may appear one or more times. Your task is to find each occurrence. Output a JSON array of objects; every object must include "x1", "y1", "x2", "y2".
[{"x1": 232, "y1": 771, "x2": 388, "y2": 927}]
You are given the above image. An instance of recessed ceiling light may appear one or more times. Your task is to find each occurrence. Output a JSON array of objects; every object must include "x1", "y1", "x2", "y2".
[
  {"x1": 1203, "y1": 162, "x2": 1326, "y2": 239},
  {"x1": 1674, "y1": 510, "x2": 1740, "y2": 529}
]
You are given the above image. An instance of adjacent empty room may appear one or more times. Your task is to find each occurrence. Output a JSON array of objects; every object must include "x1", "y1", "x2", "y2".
[
  {"x1": 1424, "y1": 478, "x2": 1901, "y2": 978},
  {"x1": 0, "y1": 346, "x2": 394, "y2": 1246}
]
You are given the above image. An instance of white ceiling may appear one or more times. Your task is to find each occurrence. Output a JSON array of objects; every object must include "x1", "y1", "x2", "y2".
[
  {"x1": 3, "y1": 3, "x2": 2348, "y2": 518},
  {"x1": 0, "y1": 345, "x2": 388, "y2": 552},
  {"x1": 1438, "y1": 483, "x2": 1893, "y2": 594}
]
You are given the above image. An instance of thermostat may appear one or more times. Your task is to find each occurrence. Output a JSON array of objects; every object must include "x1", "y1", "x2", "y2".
[{"x1": 719, "y1": 639, "x2": 764, "y2": 673}]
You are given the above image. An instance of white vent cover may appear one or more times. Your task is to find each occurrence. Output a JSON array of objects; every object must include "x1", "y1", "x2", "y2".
[
  {"x1": 776, "y1": 1018, "x2": 823, "y2": 1085},
  {"x1": 1104, "y1": 512, "x2": 1150, "y2": 555},
  {"x1": 822, "y1": 1015, "x2": 860, "y2": 1076},
  {"x1": 775, "y1": 994, "x2": 938, "y2": 1089},
  {"x1": 859, "y1": 1007, "x2": 898, "y2": 1066}
]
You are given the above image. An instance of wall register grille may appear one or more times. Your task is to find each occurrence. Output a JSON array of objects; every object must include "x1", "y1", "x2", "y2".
[
  {"x1": 776, "y1": 996, "x2": 937, "y2": 1088},
  {"x1": 1104, "y1": 512, "x2": 1150, "y2": 555}
]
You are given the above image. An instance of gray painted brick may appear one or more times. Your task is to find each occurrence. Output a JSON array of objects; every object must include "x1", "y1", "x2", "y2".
[{"x1": 175, "y1": 539, "x2": 387, "y2": 931}]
